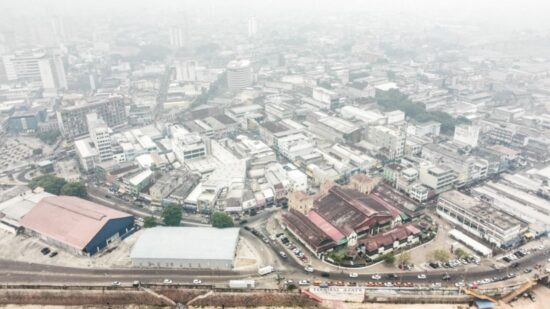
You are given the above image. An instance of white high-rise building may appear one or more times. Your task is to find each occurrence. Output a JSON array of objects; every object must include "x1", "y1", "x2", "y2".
[
  {"x1": 86, "y1": 113, "x2": 112, "y2": 162},
  {"x1": 2, "y1": 50, "x2": 66, "y2": 90},
  {"x1": 169, "y1": 26, "x2": 186, "y2": 48},
  {"x1": 227, "y1": 59, "x2": 252, "y2": 91},
  {"x1": 247, "y1": 17, "x2": 258, "y2": 37},
  {"x1": 174, "y1": 60, "x2": 205, "y2": 82}
]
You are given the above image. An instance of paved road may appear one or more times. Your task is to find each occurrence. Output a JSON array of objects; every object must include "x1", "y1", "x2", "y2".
[{"x1": 1, "y1": 245, "x2": 548, "y2": 287}]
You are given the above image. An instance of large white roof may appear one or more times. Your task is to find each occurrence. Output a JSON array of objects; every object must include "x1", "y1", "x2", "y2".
[{"x1": 130, "y1": 227, "x2": 240, "y2": 261}]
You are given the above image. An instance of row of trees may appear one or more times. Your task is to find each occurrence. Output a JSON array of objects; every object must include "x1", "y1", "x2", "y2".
[
  {"x1": 375, "y1": 89, "x2": 470, "y2": 135},
  {"x1": 142, "y1": 205, "x2": 234, "y2": 229},
  {"x1": 29, "y1": 175, "x2": 87, "y2": 198}
]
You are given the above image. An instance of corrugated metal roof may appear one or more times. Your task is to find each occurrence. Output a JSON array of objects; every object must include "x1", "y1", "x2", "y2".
[
  {"x1": 130, "y1": 227, "x2": 240, "y2": 261},
  {"x1": 20, "y1": 196, "x2": 133, "y2": 250}
]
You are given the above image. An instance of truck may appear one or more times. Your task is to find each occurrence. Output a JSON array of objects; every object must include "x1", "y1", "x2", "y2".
[
  {"x1": 229, "y1": 280, "x2": 256, "y2": 289},
  {"x1": 258, "y1": 265, "x2": 275, "y2": 276}
]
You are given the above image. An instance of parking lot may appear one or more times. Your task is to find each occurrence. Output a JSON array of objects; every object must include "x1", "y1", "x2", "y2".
[
  {"x1": 0, "y1": 136, "x2": 54, "y2": 173},
  {"x1": 0, "y1": 229, "x2": 138, "y2": 268}
]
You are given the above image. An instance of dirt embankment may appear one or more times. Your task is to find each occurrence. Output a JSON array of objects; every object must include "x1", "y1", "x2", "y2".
[
  {"x1": 0, "y1": 289, "x2": 170, "y2": 307},
  {"x1": 0, "y1": 287, "x2": 320, "y2": 308},
  {"x1": 188, "y1": 291, "x2": 319, "y2": 307}
]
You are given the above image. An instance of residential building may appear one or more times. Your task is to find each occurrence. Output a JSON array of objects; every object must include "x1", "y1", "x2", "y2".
[
  {"x1": 368, "y1": 126, "x2": 406, "y2": 160},
  {"x1": 418, "y1": 163, "x2": 457, "y2": 193},
  {"x1": 312, "y1": 87, "x2": 340, "y2": 110},
  {"x1": 86, "y1": 113, "x2": 112, "y2": 162},
  {"x1": 74, "y1": 138, "x2": 99, "y2": 172},
  {"x1": 454, "y1": 124, "x2": 480, "y2": 147},
  {"x1": 57, "y1": 96, "x2": 126, "y2": 139}
]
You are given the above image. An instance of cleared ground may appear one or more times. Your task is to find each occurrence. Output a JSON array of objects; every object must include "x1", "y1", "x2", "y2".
[{"x1": 0, "y1": 229, "x2": 262, "y2": 271}]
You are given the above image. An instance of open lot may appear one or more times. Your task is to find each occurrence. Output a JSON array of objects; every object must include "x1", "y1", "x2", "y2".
[
  {"x1": 0, "y1": 229, "x2": 137, "y2": 268},
  {"x1": 0, "y1": 229, "x2": 263, "y2": 271},
  {"x1": 0, "y1": 136, "x2": 54, "y2": 173}
]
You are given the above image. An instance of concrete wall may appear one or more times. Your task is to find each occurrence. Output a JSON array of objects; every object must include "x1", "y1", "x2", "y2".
[{"x1": 131, "y1": 258, "x2": 233, "y2": 270}]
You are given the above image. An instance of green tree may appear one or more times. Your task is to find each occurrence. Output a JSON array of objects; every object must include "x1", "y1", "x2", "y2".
[
  {"x1": 432, "y1": 249, "x2": 451, "y2": 262},
  {"x1": 396, "y1": 251, "x2": 412, "y2": 267},
  {"x1": 143, "y1": 216, "x2": 157, "y2": 228},
  {"x1": 454, "y1": 248, "x2": 468, "y2": 259},
  {"x1": 29, "y1": 175, "x2": 67, "y2": 195},
  {"x1": 287, "y1": 283, "x2": 297, "y2": 291},
  {"x1": 211, "y1": 212, "x2": 234, "y2": 228},
  {"x1": 36, "y1": 130, "x2": 60, "y2": 145},
  {"x1": 384, "y1": 253, "x2": 396, "y2": 265},
  {"x1": 161, "y1": 203, "x2": 182, "y2": 226},
  {"x1": 60, "y1": 182, "x2": 87, "y2": 198}
]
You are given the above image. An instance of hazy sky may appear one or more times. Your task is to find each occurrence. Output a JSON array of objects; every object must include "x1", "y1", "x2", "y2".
[{"x1": 1, "y1": 0, "x2": 550, "y2": 33}]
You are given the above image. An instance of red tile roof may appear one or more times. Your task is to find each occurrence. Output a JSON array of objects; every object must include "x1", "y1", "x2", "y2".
[
  {"x1": 282, "y1": 209, "x2": 336, "y2": 253},
  {"x1": 312, "y1": 186, "x2": 395, "y2": 235},
  {"x1": 307, "y1": 211, "x2": 345, "y2": 242},
  {"x1": 20, "y1": 196, "x2": 132, "y2": 251},
  {"x1": 360, "y1": 224, "x2": 421, "y2": 252}
]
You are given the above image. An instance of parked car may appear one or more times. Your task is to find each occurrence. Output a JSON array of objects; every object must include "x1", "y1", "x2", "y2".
[
  {"x1": 371, "y1": 274, "x2": 381, "y2": 280},
  {"x1": 320, "y1": 272, "x2": 330, "y2": 278},
  {"x1": 111, "y1": 281, "x2": 121, "y2": 286},
  {"x1": 349, "y1": 273, "x2": 358, "y2": 278},
  {"x1": 49, "y1": 251, "x2": 58, "y2": 258},
  {"x1": 417, "y1": 274, "x2": 427, "y2": 279},
  {"x1": 298, "y1": 279, "x2": 310, "y2": 286},
  {"x1": 304, "y1": 266, "x2": 314, "y2": 273},
  {"x1": 193, "y1": 279, "x2": 202, "y2": 285},
  {"x1": 163, "y1": 279, "x2": 172, "y2": 284}
]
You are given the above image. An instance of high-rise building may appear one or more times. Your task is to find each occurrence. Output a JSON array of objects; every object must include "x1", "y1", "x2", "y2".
[
  {"x1": 57, "y1": 96, "x2": 126, "y2": 139},
  {"x1": 227, "y1": 59, "x2": 252, "y2": 91},
  {"x1": 169, "y1": 26, "x2": 187, "y2": 48},
  {"x1": 174, "y1": 60, "x2": 206, "y2": 82},
  {"x1": 2, "y1": 49, "x2": 66, "y2": 90},
  {"x1": 50, "y1": 16, "x2": 67, "y2": 43},
  {"x1": 247, "y1": 17, "x2": 258, "y2": 37},
  {"x1": 86, "y1": 113, "x2": 113, "y2": 162}
]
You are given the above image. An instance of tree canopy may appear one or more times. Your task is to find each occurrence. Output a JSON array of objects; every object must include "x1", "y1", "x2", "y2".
[
  {"x1": 431, "y1": 249, "x2": 451, "y2": 262},
  {"x1": 29, "y1": 175, "x2": 88, "y2": 198},
  {"x1": 29, "y1": 175, "x2": 67, "y2": 195},
  {"x1": 60, "y1": 182, "x2": 88, "y2": 198},
  {"x1": 383, "y1": 252, "x2": 396, "y2": 265},
  {"x1": 161, "y1": 203, "x2": 182, "y2": 226},
  {"x1": 143, "y1": 216, "x2": 157, "y2": 228},
  {"x1": 36, "y1": 130, "x2": 60, "y2": 145},
  {"x1": 211, "y1": 212, "x2": 234, "y2": 228},
  {"x1": 375, "y1": 89, "x2": 471, "y2": 135}
]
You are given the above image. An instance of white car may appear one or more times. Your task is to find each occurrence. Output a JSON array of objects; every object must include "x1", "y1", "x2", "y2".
[
  {"x1": 384, "y1": 282, "x2": 394, "y2": 287},
  {"x1": 371, "y1": 274, "x2": 381, "y2": 280},
  {"x1": 163, "y1": 279, "x2": 172, "y2": 284},
  {"x1": 193, "y1": 279, "x2": 202, "y2": 285},
  {"x1": 417, "y1": 274, "x2": 427, "y2": 279},
  {"x1": 111, "y1": 281, "x2": 121, "y2": 286},
  {"x1": 304, "y1": 266, "x2": 314, "y2": 273},
  {"x1": 349, "y1": 273, "x2": 358, "y2": 278},
  {"x1": 298, "y1": 279, "x2": 310, "y2": 286},
  {"x1": 455, "y1": 281, "x2": 465, "y2": 287}
]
